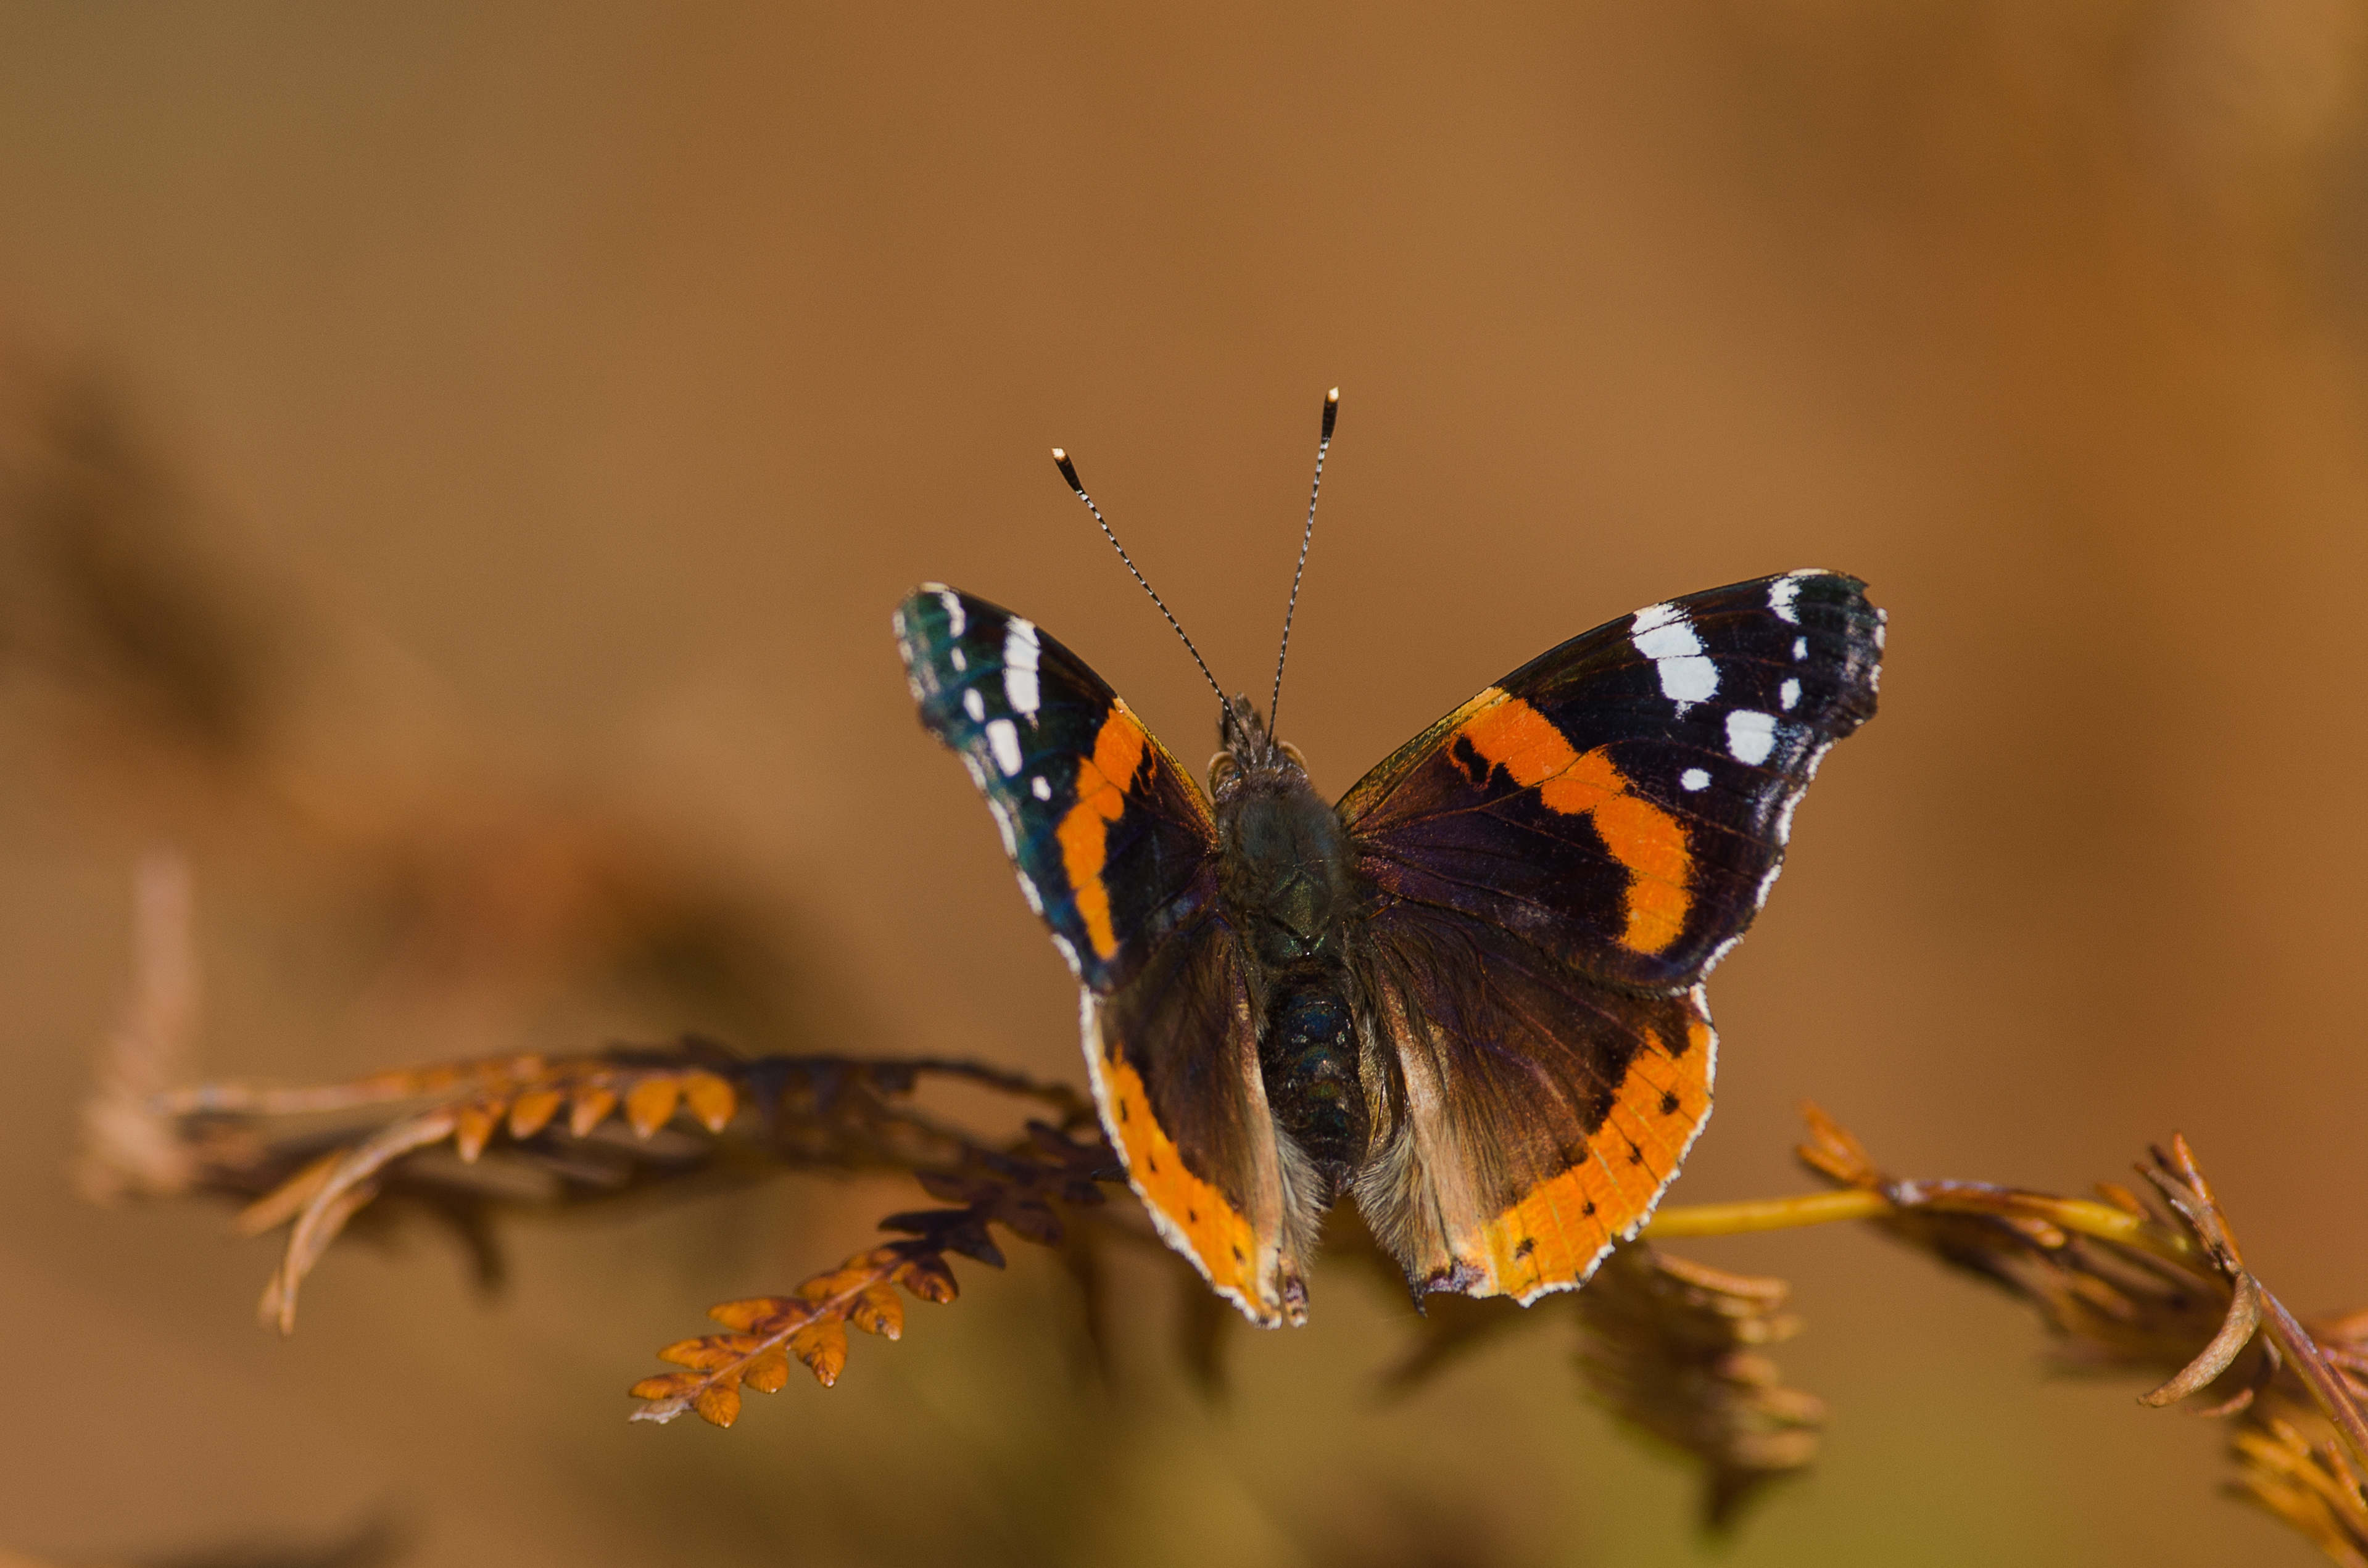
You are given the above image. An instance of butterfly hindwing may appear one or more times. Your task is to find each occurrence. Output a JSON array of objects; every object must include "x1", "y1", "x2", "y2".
[
  {"x1": 1352, "y1": 903, "x2": 1716, "y2": 1302},
  {"x1": 896, "y1": 584, "x2": 1296, "y2": 1322},
  {"x1": 1339, "y1": 570, "x2": 1883, "y2": 993},
  {"x1": 1085, "y1": 908, "x2": 1298, "y2": 1326}
]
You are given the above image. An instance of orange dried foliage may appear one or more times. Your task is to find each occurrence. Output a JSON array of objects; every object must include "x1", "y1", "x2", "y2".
[
  {"x1": 92, "y1": 1023, "x2": 1101, "y2": 1337},
  {"x1": 1784, "y1": 1106, "x2": 2368, "y2": 1566},
  {"x1": 629, "y1": 1121, "x2": 1114, "y2": 1424},
  {"x1": 78, "y1": 852, "x2": 2368, "y2": 1555},
  {"x1": 1358, "y1": 1226, "x2": 1825, "y2": 1533},
  {"x1": 1574, "y1": 1247, "x2": 1825, "y2": 1530}
]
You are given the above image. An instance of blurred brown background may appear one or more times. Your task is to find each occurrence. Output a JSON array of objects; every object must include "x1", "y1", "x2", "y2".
[{"x1": 5, "y1": 3, "x2": 2367, "y2": 1564}]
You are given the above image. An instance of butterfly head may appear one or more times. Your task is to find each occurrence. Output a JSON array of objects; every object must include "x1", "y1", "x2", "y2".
[{"x1": 1208, "y1": 693, "x2": 1309, "y2": 801}]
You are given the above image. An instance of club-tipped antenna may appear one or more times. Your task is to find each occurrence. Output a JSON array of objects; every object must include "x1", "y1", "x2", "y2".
[
  {"x1": 1267, "y1": 387, "x2": 1338, "y2": 740},
  {"x1": 1051, "y1": 447, "x2": 1241, "y2": 737}
]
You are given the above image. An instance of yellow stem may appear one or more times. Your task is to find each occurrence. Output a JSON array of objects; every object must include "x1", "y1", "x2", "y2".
[
  {"x1": 1646, "y1": 1188, "x2": 2198, "y2": 1266},
  {"x1": 1646, "y1": 1189, "x2": 1886, "y2": 1236}
]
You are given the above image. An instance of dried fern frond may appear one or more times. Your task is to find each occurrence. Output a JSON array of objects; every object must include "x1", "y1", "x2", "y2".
[
  {"x1": 1351, "y1": 1210, "x2": 1824, "y2": 1533},
  {"x1": 1773, "y1": 1105, "x2": 2368, "y2": 1564},
  {"x1": 1575, "y1": 1245, "x2": 1826, "y2": 1531},
  {"x1": 96, "y1": 1027, "x2": 1099, "y2": 1334},
  {"x1": 628, "y1": 1121, "x2": 1116, "y2": 1424}
]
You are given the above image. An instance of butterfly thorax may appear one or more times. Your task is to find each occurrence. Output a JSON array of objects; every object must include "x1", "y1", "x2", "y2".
[{"x1": 1209, "y1": 700, "x2": 1372, "y2": 1194}]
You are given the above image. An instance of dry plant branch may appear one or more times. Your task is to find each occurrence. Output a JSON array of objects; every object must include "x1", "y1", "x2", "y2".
[
  {"x1": 1641, "y1": 1104, "x2": 2368, "y2": 1563},
  {"x1": 83, "y1": 963, "x2": 1105, "y2": 1337},
  {"x1": 1574, "y1": 1245, "x2": 1826, "y2": 1531},
  {"x1": 78, "y1": 859, "x2": 2368, "y2": 1556},
  {"x1": 626, "y1": 1121, "x2": 1116, "y2": 1424},
  {"x1": 1359, "y1": 1223, "x2": 1826, "y2": 1532}
]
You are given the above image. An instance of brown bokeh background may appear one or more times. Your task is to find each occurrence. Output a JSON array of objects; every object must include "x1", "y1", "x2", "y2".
[{"x1": 6, "y1": 4, "x2": 2368, "y2": 1564}]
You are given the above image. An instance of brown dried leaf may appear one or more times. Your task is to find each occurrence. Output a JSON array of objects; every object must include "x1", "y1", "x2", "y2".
[
  {"x1": 682, "y1": 1070, "x2": 735, "y2": 1132},
  {"x1": 627, "y1": 1371, "x2": 707, "y2": 1401},
  {"x1": 507, "y1": 1088, "x2": 564, "y2": 1140},
  {"x1": 693, "y1": 1381, "x2": 742, "y2": 1428},
  {"x1": 850, "y1": 1284, "x2": 903, "y2": 1339},
  {"x1": 1575, "y1": 1245, "x2": 1825, "y2": 1532},
  {"x1": 709, "y1": 1296, "x2": 800, "y2": 1334},
  {"x1": 2232, "y1": 1419, "x2": 2368, "y2": 1567},
  {"x1": 568, "y1": 1085, "x2": 618, "y2": 1137},
  {"x1": 263, "y1": 1106, "x2": 461, "y2": 1332},
  {"x1": 790, "y1": 1319, "x2": 850, "y2": 1386},
  {"x1": 453, "y1": 1102, "x2": 500, "y2": 1164},
  {"x1": 625, "y1": 1077, "x2": 682, "y2": 1139},
  {"x1": 895, "y1": 1253, "x2": 960, "y2": 1305},
  {"x1": 2143, "y1": 1273, "x2": 2264, "y2": 1408},
  {"x1": 743, "y1": 1351, "x2": 791, "y2": 1395},
  {"x1": 656, "y1": 1334, "x2": 764, "y2": 1371},
  {"x1": 234, "y1": 1152, "x2": 338, "y2": 1238}
]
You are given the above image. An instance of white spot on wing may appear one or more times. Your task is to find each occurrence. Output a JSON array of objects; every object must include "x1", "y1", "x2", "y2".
[
  {"x1": 1631, "y1": 603, "x2": 1718, "y2": 712},
  {"x1": 1726, "y1": 709, "x2": 1778, "y2": 765},
  {"x1": 1779, "y1": 677, "x2": 1800, "y2": 711},
  {"x1": 1051, "y1": 933, "x2": 1082, "y2": 976},
  {"x1": 986, "y1": 796, "x2": 1018, "y2": 855},
  {"x1": 960, "y1": 754, "x2": 986, "y2": 788},
  {"x1": 1032, "y1": 775, "x2": 1052, "y2": 801},
  {"x1": 1792, "y1": 637, "x2": 1807, "y2": 661},
  {"x1": 1016, "y1": 872, "x2": 1044, "y2": 914},
  {"x1": 1680, "y1": 767, "x2": 1711, "y2": 792},
  {"x1": 963, "y1": 688, "x2": 986, "y2": 722},
  {"x1": 1004, "y1": 618, "x2": 1041, "y2": 716},
  {"x1": 1772, "y1": 740, "x2": 1834, "y2": 847},
  {"x1": 1770, "y1": 576, "x2": 1802, "y2": 624},
  {"x1": 987, "y1": 717, "x2": 1023, "y2": 775},
  {"x1": 950, "y1": 647, "x2": 966, "y2": 672},
  {"x1": 937, "y1": 590, "x2": 965, "y2": 638}
]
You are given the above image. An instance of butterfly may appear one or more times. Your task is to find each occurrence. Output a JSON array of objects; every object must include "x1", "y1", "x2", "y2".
[{"x1": 892, "y1": 393, "x2": 1884, "y2": 1326}]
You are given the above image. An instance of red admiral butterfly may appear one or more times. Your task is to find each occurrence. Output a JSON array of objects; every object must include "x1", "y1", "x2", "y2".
[{"x1": 893, "y1": 392, "x2": 1883, "y2": 1327}]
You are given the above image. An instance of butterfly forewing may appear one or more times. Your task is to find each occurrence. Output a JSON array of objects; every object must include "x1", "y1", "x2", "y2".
[
  {"x1": 1339, "y1": 570, "x2": 1883, "y2": 993},
  {"x1": 895, "y1": 584, "x2": 1220, "y2": 994}
]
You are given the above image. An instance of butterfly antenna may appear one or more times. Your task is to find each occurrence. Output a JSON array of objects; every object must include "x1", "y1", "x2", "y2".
[
  {"x1": 1267, "y1": 386, "x2": 1338, "y2": 740},
  {"x1": 1052, "y1": 447, "x2": 1242, "y2": 737}
]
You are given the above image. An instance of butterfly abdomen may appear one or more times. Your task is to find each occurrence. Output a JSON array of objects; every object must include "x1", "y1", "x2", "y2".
[
  {"x1": 1257, "y1": 976, "x2": 1368, "y2": 1178},
  {"x1": 1214, "y1": 763, "x2": 1372, "y2": 1205}
]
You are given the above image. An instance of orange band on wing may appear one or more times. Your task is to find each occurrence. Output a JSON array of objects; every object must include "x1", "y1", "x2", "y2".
[
  {"x1": 1477, "y1": 1010, "x2": 1714, "y2": 1301},
  {"x1": 1056, "y1": 704, "x2": 1150, "y2": 962},
  {"x1": 1455, "y1": 692, "x2": 1692, "y2": 954},
  {"x1": 1095, "y1": 1046, "x2": 1278, "y2": 1324}
]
